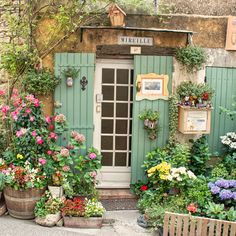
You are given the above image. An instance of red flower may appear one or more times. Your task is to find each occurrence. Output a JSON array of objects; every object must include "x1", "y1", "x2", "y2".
[
  {"x1": 187, "y1": 203, "x2": 197, "y2": 213},
  {"x1": 202, "y1": 92, "x2": 209, "y2": 101},
  {"x1": 140, "y1": 185, "x2": 148, "y2": 191}
]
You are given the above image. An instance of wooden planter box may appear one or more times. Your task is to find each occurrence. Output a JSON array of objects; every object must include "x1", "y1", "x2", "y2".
[
  {"x1": 164, "y1": 212, "x2": 236, "y2": 236},
  {"x1": 63, "y1": 216, "x2": 103, "y2": 228},
  {"x1": 178, "y1": 106, "x2": 212, "y2": 134}
]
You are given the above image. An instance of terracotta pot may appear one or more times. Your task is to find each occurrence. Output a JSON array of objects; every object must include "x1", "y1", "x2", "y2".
[
  {"x1": 4, "y1": 186, "x2": 45, "y2": 219},
  {"x1": 63, "y1": 216, "x2": 103, "y2": 228}
]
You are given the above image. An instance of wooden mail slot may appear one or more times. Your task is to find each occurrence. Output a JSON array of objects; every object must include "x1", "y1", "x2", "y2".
[{"x1": 178, "y1": 106, "x2": 212, "y2": 134}]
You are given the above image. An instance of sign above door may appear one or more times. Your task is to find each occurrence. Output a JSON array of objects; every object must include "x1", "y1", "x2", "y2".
[{"x1": 118, "y1": 36, "x2": 153, "y2": 46}]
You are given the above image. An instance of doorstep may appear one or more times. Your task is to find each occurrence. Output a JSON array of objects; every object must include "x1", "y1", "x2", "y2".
[
  {"x1": 98, "y1": 189, "x2": 136, "y2": 200},
  {"x1": 98, "y1": 189, "x2": 138, "y2": 211}
]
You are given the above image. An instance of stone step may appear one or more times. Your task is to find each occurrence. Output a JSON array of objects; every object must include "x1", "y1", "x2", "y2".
[{"x1": 98, "y1": 189, "x2": 137, "y2": 200}]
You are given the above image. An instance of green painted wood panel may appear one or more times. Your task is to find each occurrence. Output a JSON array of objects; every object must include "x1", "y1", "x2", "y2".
[
  {"x1": 131, "y1": 55, "x2": 173, "y2": 183},
  {"x1": 206, "y1": 67, "x2": 236, "y2": 155},
  {"x1": 54, "y1": 53, "x2": 95, "y2": 151}
]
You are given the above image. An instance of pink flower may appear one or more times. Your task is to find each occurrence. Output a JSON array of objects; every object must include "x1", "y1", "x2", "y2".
[
  {"x1": 49, "y1": 132, "x2": 57, "y2": 140},
  {"x1": 1, "y1": 105, "x2": 10, "y2": 114},
  {"x1": 21, "y1": 103, "x2": 26, "y2": 108},
  {"x1": 36, "y1": 136, "x2": 44, "y2": 145},
  {"x1": 90, "y1": 171, "x2": 97, "y2": 178},
  {"x1": 48, "y1": 124, "x2": 54, "y2": 131},
  {"x1": 0, "y1": 90, "x2": 6, "y2": 96},
  {"x1": 26, "y1": 94, "x2": 35, "y2": 101},
  {"x1": 25, "y1": 108, "x2": 31, "y2": 114},
  {"x1": 60, "y1": 147, "x2": 70, "y2": 157},
  {"x1": 34, "y1": 99, "x2": 40, "y2": 107},
  {"x1": 30, "y1": 116, "x2": 35, "y2": 122},
  {"x1": 11, "y1": 111, "x2": 18, "y2": 121},
  {"x1": 55, "y1": 114, "x2": 66, "y2": 123},
  {"x1": 16, "y1": 128, "x2": 27, "y2": 137},
  {"x1": 45, "y1": 116, "x2": 51, "y2": 124},
  {"x1": 62, "y1": 165, "x2": 70, "y2": 172},
  {"x1": 32, "y1": 131, "x2": 37, "y2": 137},
  {"x1": 47, "y1": 150, "x2": 53, "y2": 155},
  {"x1": 39, "y1": 158, "x2": 46, "y2": 165},
  {"x1": 88, "y1": 153, "x2": 97, "y2": 160},
  {"x1": 12, "y1": 88, "x2": 18, "y2": 96}
]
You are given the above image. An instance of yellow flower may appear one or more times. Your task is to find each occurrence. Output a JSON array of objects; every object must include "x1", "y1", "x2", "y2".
[
  {"x1": 17, "y1": 154, "x2": 24, "y2": 159},
  {"x1": 148, "y1": 173, "x2": 153, "y2": 178},
  {"x1": 160, "y1": 174, "x2": 168, "y2": 180},
  {"x1": 147, "y1": 166, "x2": 156, "y2": 174}
]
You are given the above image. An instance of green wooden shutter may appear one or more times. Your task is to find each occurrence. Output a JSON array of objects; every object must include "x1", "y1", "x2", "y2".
[
  {"x1": 131, "y1": 55, "x2": 173, "y2": 183},
  {"x1": 206, "y1": 67, "x2": 236, "y2": 155},
  {"x1": 54, "y1": 53, "x2": 95, "y2": 151}
]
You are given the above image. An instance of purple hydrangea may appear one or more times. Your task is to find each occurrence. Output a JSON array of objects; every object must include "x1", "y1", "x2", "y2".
[
  {"x1": 210, "y1": 186, "x2": 221, "y2": 195},
  {"x1": 228, "y1": 180, "x2": 236, "y2": 188},
  {"x1": 219, "y1": 189, "x2": 233, "y2": 200},
  {"x1": 232, "y1": 192, "x2": 236, "y2": 201},
  {"x1": 208, "y1": 182, "x2": 215, "y2": 188},
  {"x1": 215, "y1": 179, "x2": 230, "y2": 189}
]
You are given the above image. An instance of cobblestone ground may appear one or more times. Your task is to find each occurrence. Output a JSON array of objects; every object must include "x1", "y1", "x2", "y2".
[{"x1": 0, "y1": 210, "x2": 153, "y2": 236}]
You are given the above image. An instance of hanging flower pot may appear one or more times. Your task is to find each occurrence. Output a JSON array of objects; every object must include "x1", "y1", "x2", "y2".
[
  {"x1": 66, "y1": 77, "x2": 73, "y2": 87},
  {"x1": 139, "y1": 109, "x2": 160, "y2": 141},
  {"x1": 148, "y1": 120, "x2": 158, "y2": 130}
]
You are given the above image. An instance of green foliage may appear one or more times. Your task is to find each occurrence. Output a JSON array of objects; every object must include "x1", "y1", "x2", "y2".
[
  {"x1": 223, "y1": 153, "x2": 236, "y2": 175},
  {"x1": 0, "y1": 44, "x2": 37, "y2": 77},
  {"x1": 167, "y1": 143, "x2": 190, "y2": 167},
  {"x1": 220, "y1": 95, "x2": 236, "y2": 119},
  {"x1": 62, "y1": 67, "x2": 80, "y2": 79},
  {"x1": 139, "y1": 109, "x2": 160, "y2": 121},
  {"x1": 205, "y1": 202, "x2": 226, "y2": 220},
  {"x1": 144, "y1": 197, "x2": 186, "y2": 229},
  {"x1": 0, "y1": 172, "x2": 5, "y2": 191},
  {"x1": 211, "y1": 164, "x2": 229, "y2": 179},
  {"x1": 130, "y1": 180, "x2": 150, "y2": 197},
  {"x1": 186, "y1": 177, "x2": 212, "y2": 208},
  {"x1": 23, "y1": 68, "x2": 60, "y2": 95},
  {"x1": 142, "y1": 148, "x2": 168, "y2": 172},
  {"x1": 34, "y1": 191, "x2": 63, "y2": 217},
  {"x1": 168, "y1": 95, "x2": 178, "y2": 144},
  {"x1": 175, "y1": 45, "x2": 208, "y2": 72},
  {"x1": 225, "y1": 207, "x2": 236, "y2": 222},
  {"x1": 189, "y1": 135, "x2": 211, "y2": 175}
]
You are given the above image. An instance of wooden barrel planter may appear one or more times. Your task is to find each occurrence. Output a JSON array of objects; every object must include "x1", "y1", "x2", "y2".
[{"x1": 4, "y1": 186, "x2": 45, "y2": 219}]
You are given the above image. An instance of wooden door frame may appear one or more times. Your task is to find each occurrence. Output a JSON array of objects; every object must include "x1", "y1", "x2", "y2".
[{"x1": 93, "y1": 59, "x2": 134, "y2": 188}]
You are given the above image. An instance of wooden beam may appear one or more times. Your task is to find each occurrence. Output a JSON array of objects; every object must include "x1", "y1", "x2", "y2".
[{"x1": 96, "y1": 45, "x2": 176, "y2": 58}]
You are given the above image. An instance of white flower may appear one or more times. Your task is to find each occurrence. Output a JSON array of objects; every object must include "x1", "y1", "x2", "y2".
[
  {"x1": 178, "y1": 167, "x2": 186, "y2": 174},
  {"x1": 177, "y1": 177, "x2": 182, "y2": 181},
  {"x1": 167, "y1": 175, "x2": 173, "y2": 181},
  {"x1": 187, "y1": 170, "x2": 196, "y2": 179}
]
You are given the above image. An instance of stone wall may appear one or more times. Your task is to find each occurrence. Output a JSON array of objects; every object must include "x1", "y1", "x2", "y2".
[{"x1": 164, "y1": 0, "x2": 236, "y2": 16}]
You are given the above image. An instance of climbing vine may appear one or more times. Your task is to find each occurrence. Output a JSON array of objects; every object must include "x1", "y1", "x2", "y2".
[{"x1": 168, "y1": 95, "x2": 179, "y2": 144}]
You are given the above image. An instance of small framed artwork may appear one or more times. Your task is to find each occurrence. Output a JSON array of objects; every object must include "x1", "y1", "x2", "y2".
[{"x1": 136, "y1": 73, "x2": 169, "y2": 100}]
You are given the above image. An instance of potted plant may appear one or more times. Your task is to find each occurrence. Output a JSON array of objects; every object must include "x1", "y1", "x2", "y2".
[
  {"x1": 139, "y1": 109, "x2": 160, "y2": 140},
  {"x1": 35, "y1": 191, "x2": 64, "y2": 227},
  {"x1": 175, "y1": 45, "x2": 208, "y2": 72},
  {"x1": 62, "y1": 67, "x2": 80, "y2": 87},
  {"x1": 62, "y1": 197, "x2": 105, "y2": 228}
]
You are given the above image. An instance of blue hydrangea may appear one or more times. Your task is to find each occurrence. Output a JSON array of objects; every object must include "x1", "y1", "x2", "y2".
[
  {"x1": 208, "y1": 182, "x2": 215, "y2": 188},
  {"x1": 215, "y1": 179, "x2": 230, "y2": 188},
  {"x1": 219, "y1": 189, "x2": 233, "y2": 200},
  {"x1": 210, "y1": 186, "x2": 221, "y2": 195}
]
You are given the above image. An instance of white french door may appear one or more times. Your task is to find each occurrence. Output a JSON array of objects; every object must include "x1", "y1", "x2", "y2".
[{"x1": 94, "y1": 59, "x2": 134, "y2": 188}]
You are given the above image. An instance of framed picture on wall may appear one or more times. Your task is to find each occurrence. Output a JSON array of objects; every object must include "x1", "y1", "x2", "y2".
[{"x1": 136, "y1": 73, "x2": 169, "y2": 100}]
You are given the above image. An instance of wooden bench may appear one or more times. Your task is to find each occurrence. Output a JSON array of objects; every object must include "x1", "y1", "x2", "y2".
[{"x1": 163, "y1": 212, "x2": 236, "y2": 236}]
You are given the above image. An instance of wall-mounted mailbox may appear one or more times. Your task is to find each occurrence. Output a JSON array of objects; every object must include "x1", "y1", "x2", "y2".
[{"x1": 178, "y1": 106, "x2": 212, "y2": 134}]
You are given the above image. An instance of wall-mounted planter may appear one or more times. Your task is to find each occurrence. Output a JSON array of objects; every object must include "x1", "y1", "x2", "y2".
[{"x1": 178, "y1": 106, "x2": 212, "y2": 134}]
